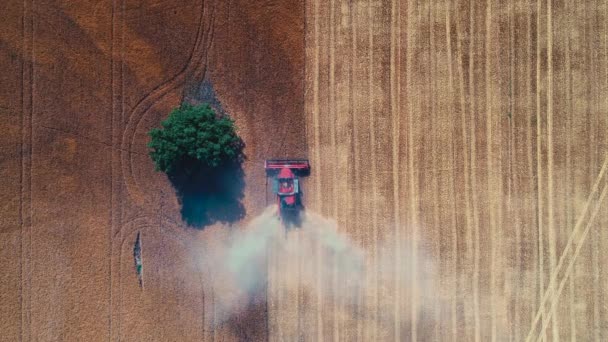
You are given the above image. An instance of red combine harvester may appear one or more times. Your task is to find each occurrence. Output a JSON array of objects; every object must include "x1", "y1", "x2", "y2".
[{"x1": 265, "y1": 159, "x2": 310, "y2": 224}]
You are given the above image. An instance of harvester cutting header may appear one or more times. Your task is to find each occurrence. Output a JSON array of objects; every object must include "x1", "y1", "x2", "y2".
[{"x1": 265, "y1": 159, "x2": 310, "y2": 225}]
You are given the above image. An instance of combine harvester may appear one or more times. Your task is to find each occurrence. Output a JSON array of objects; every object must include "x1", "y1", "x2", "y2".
[{"x1": 265, "y1": 159, "x2": 310, "y2": 226}]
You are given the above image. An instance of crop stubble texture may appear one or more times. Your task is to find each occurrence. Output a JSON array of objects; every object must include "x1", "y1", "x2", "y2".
[{"x1": 0, "y1": 0, "x2": 304, "y2": 341}]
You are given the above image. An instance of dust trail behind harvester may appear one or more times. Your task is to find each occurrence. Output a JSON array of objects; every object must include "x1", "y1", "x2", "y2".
[{"x1": 197, "y1": 206, "x2": 441, "y2": 331}]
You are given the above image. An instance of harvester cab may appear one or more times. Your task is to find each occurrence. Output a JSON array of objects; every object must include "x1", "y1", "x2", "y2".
[{"x1": 265, "y1": 159, "x2": 310, "y2": 224}]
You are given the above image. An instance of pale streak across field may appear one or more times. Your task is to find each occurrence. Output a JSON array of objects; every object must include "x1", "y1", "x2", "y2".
[{"x1": 270, "y1": 0, "x2": 608, "y2": 341}]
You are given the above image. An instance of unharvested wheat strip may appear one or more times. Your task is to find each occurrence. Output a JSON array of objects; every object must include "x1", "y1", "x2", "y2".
[
  {"x1": 454, "y1": 2, "x2": 474, "y2": 339},
  {"x1": 545, "y1": 0, "x2": 558, "y2": 338},
  {"x1": 468, "y1": 1, "x2": 481, "y2": 340},
  {"x1": 396, "y1": 0, "x2": 406, "y2": 338},
  {"x1": 329, "y1": 0, "x2": 337, "y2": 225},
  {"x1": 564, "y1": 1, "x2": 575, "y2": 337},
  {"x1": 312, "y1": 0, "x2": 321, "y2": 209},
  {"x1": 494, "y1": 1, "x2": 507, "y2": 336},
  {"x1": 494, "y1": 0, "x2": 506, "y2": 336},
  {"x1": 428, "y1": 2, "x2": 442, "y2": 338},
  {"x1": 318, "y1": 0, "x2": 336, "y2": 335},
  {"x1": 328, "y1": 1, "x2": 339, "y2": 339},
  {"x1": 444, "y1": 1, "x2": 458, "y2": 340},
  {"x1": 405, "y1": 1, "x2": 418, "y2": 340},
  {"x1": 333, "y1": 1, "x2": 353, "y2": 338},
  {"x1": 389, "y1": 0, "x2": 401, "y2": 338},
  {"x1": 525, "y1": 0, "x2": 537, "y2": 328},
  {"x1": 590, "y1": 4, "x2": 602, "y2": 341},
  {"x1": 350, "y1": 3, "x2": 365, "y2": 340},
  {"x1": 302, "y1": 1, "x2": 316, "y2": 339},
  {"x1": 593, "y1": 205, "x2": 601, "y2": 340},
  {"x1": 367, "y1": 1, "x2": 379, "y2": 339},
  {"x1": 602, "y1": 2, "x2": 608, "y2": 341},
  {"x1": 509, "y1": 1, "x2": 521, "y2": 339},
  {"x1": 312, "y1": 0, "x2": 323, "y2": 339},
  {"x1": 312, "y1": 0, "x2": 321, "y2": 206},
  {"x1": 534, "y1": 0, "x2": 546, "y2": 339},
  {"x1": 484, "y1": 0, "x2": 497, "y2": 340}
]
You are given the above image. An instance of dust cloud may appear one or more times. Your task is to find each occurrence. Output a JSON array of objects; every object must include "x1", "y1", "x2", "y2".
[{"x1": 197, "y1": 207, "x2": 442, "y2": 328}]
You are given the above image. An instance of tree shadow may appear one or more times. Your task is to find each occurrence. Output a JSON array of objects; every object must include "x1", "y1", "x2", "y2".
[
  {"x1": 168, "y1": 148, "x2": 246, "y2": 229},
  {"x1": 162, "y1": 79, "x2": 247, "y2": 229}
]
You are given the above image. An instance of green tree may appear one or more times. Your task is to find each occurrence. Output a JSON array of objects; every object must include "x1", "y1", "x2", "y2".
[{"x1": 148, "y1": 103, "x2": 243, "y2": 176}]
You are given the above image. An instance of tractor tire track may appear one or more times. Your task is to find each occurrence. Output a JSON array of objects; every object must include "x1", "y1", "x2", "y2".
[
  {"x1": 533, "y1": 174, "x2": 608, "y2": 342},
  {"x1": 120, "y1": 0, "x2": 210, "y2": 206},
  {"x1": 525, "y1": 153, "x2": 608, "y2": 342},
  {"x1": 20, "y1": 0, "x2": 34, "y2": 340}
]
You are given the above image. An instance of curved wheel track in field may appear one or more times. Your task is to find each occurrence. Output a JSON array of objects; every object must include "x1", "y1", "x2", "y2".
[{"x1": 120, "y1": 0, "x2": 216, "y2": 207}]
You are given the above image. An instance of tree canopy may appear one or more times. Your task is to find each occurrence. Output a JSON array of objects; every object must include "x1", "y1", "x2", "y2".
[{"x1": 148, "y1": 103, "x2": 243, "y2": 176}]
